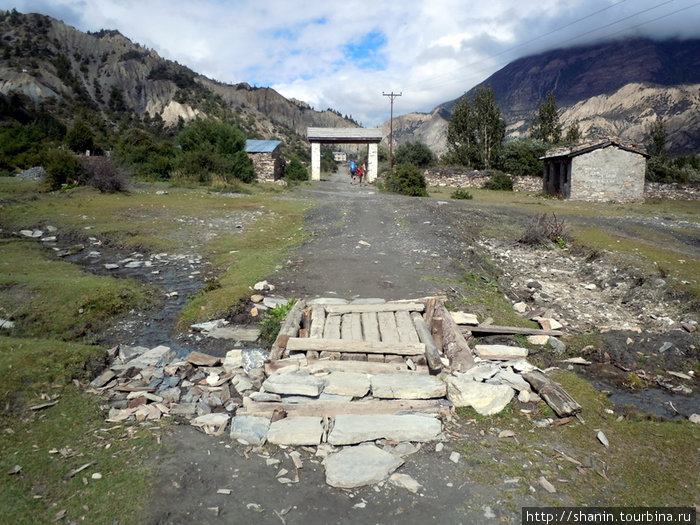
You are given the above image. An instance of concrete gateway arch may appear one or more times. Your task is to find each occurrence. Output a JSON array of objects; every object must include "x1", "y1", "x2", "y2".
[{"x1": 307, "y1": 127, "x2": 383, "y2": 182}]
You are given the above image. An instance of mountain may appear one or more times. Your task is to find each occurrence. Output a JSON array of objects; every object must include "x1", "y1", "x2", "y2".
[
  {"x1": 0, "y1": 9, "x2": 354, "y2": 146},
  {"x1": 391, "y1": 38, "x2": 700, "y2": 155}
]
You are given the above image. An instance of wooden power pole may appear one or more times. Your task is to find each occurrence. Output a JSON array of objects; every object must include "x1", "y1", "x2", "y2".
[{"x1": 383, "y1": 91, "x2": 402, "y2": 169}]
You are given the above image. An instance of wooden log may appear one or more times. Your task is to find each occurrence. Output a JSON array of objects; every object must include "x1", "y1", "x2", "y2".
[
  {"x1": 465, "y1": 324, "x2": 563, "y2": 336},
  {"x1": 521, "y1": 370, "x2": 582, "y2": 417},
  {"x1": 286, "y1": 338, "x2": 425, "y2": 355},
  {"x1": 361, "y1": 312, "x2": 381, "y2": 342},
  {"x1": 411, "y1": 311, "x2": 442, "y2": 374},
  {"x1": 264, "y1": 358, "x2": 429, "y2": 376},
  {"x1": 377, "y1": 311, "x2": 400, "y2": 343},
  {"x1": 395, "y1": 310, "x2": 420, "y2": 343},
  {"x1": 240, "y1": 398, "x2": 443, "y2": 417},
  {"x1": 431, "y1": 316, "x2": 443, "y2": 355},
  {"x1": 309, "y1": 305, "x2": 326, "y2": 339},
  {"x1": 323, "y1": 314, "x2": 341, "y2": 339},
  {"x1": 423, "y1": 297, "x2": 437, "y2": 326},
  {"x1": 436, "y1": 302, "x2": 475, "y2": 371},
  {"x1": 269, "y1": 299, "x2": 306, "y2": 361},
  {"x1": 325, "y1": 302, "x2": 425, "y2": 314}
]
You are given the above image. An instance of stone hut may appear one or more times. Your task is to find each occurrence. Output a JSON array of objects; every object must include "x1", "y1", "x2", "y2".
[
  {"x1": 245, "y1": 140, "x2": 284, "y2": 182},
  {"x1": 541, "y1": 140, "x2": 649, "y2": 202}
]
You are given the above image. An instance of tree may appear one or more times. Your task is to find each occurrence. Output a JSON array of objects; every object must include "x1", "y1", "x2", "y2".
[
  {"x1": 531, "y1": 91, "x2": 562, "y2": 144},
  {"x1": 65, "y1": 117, "x2": 94, "y2": 153},
  {"x1": 646, "y1": 116, "x2": 667, "y2": 158},
  {"x1": 497, "y1": 139, "x2": 548, "y2": 176},
  {"x1": 446, "y1": 85, "x2": 505, "y2": 169},
  {"x1": 564, "y1": 121, "x2": 581, "y2": 145},
  {"x1": 284, "y1": 156, "x2": 309, "y2": 181},
  {"x1": 394, "y1": 141, "x2": 436, "y2": 168}
]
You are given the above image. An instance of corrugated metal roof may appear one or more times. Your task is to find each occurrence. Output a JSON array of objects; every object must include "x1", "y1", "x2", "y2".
[
  {"x1": 307, "y1": 127, "x2": 383, "y2": 142},
  {"x1": 245, "y1": 140, "x2": 281, "y2": 153}
]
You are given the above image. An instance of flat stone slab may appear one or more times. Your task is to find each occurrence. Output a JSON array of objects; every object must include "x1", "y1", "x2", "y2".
[
  {"x1": 475, "y1": 344, "x2": 528, "y2": 360},
  {"x1": 230, "y1": 415, "x2": 270, "y2": 445},
  {"x1": 115, "y1": 345, "x2": 174, "y2": 370},
  {"x1": 263, "y1": 370, "x2": 324, "y2": 397},
  {"x1": 460, "y1": 363, "x2": 500, "y2": 382},
  {"x1": 450, "y1": 311, "x2": 479, "y2": 325},
  {"x1": 488, "y1": 368, "x2": 531, "y2": 392},
  {"x1": 323, "y1": 372, "x2": 371, "y2": 397},
  {"x1": 446, "y1": 376, "x2": 514, "y2": 415},
  {"x1": 370, "y1": 374, "x2": 446, "y2": 399},
  {"x1": 323, "y1": 444, "x2": 404, "y2": 488},
  {"x1": 208, "y1": 326, "x2": 261, "y2": 341},
  {"x1": 185, "y1": 351, "x2": 221, "y2": 367},
  {"x1": 327, "y1": 414, "x2": 442, "y2": 445},
  {"x1": 267, "y1": 416, "x2": 324, "y2": 446}
]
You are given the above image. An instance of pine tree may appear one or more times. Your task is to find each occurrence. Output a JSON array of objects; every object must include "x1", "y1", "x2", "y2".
[
  {"x1": 646, "y1": 116, "x2": 667, "y2": 158},
  {"x1": 531, "y1": 91, "x2": 562, "y2": 144},
  {"x1": 564, "y1": 121, "x2": 581, "y2": 144}
]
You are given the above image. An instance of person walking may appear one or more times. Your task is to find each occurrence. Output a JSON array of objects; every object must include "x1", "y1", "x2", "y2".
[{"x1": 349, "y1": 160, "x2": 357, "y2": 185}]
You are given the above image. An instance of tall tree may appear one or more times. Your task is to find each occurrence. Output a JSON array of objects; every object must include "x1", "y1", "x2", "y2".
[
  {"x1": 564, "y1": 120, "x2": 581, "y2": 145},
  {"x1": 646, "y1": 116, "x2": 667, "y2": 158},
  {"x1": 446, "y1": 85, "x2": 505, "y2": 169},
  {"x1": 531, "y1": 91, "x2": 562, "y2": 144}
]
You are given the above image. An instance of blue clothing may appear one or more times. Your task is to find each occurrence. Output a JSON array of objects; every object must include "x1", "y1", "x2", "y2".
[{"x1": 349, "y1": 161, "x2": 357, "y2": 174}]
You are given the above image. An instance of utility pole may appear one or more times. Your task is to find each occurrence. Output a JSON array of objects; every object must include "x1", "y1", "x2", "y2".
[{"x1": 383, "y1": 91, "x2": 402, "y2": 169}]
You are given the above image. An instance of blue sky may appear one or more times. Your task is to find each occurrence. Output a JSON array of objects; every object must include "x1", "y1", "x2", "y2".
[{"x1": 1, "y1": 0, "x2": 699, "y2": 125}]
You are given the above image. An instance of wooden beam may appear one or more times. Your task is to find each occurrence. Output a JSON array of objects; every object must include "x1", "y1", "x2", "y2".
[
  {"x1": 324, "y1": 302, "x2": 425, "y2": 314},
  {"x1": 395, "y1": 310, "x2": 420, "y2": 343},
  {"x1": 377, "y1": 311, "x2": 400, "y2": 343},
  {"x1": 309, "y1": 305, "x2": 325, "y2": 339},
  {"x1": 269, "y1": 299, "x2": 306, "y2": 360},
  {"x1": 436, "y1": 302, "x2": 475, "y2": 370},
  {"x1": 286, "y1": 338, "x2": 425, "y2": 355},
  {"x1": 323, "y1": 314, "x2": 341, "y2": 339},
  {"x1": 361, "y1": 312, "x2": 381, "y2": 342},
  {"x1": 522, "y1": 370, "x2": 582, "y2": 418},
  {"x1": 411, "y1": 311, "x2": 442, "y2": 374},
  {"x1": 466, "y1": 325, "x2": 563, "y2": 336}
]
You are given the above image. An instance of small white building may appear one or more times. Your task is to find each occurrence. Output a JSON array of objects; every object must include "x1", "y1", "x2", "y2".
[{"x1": 541, "y1": 139, "x2": 648, "y2": 202}]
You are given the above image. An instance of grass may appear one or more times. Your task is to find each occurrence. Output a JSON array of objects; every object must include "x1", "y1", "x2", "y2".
[{"x1": 453, "y1": 370, "x2": 699, "y2": 506}]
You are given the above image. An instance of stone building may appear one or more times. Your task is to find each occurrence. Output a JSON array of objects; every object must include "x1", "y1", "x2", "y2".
[
  {"x1": 245, "y1": 140, "x2": 284, "y2": 182},
  {"x1": 541, "y1": 140, "x2": 648, "y2": 202}
]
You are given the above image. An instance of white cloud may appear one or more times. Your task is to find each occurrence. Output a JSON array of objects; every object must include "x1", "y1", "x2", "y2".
[{"x1": 2, "y1": 0, "x2": 699, "y2": 125}]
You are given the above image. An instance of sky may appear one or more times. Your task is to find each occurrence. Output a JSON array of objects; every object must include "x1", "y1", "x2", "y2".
[{"x1": 2, "y1": 0, "x2": 699, "y2": 126}]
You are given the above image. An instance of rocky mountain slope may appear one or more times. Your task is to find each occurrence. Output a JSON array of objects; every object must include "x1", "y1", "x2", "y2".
[
  {"x1": 392, "y1": 38, "x2": 700, "y2": 155},
  {"x1": 0, "y1": 10, "x2": 353, "y2": 142}
]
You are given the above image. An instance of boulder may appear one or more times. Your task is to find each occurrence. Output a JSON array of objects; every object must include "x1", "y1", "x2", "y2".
[
  {"x1": 230, "y1": 415, "x2": 270, "y2": 445},
  {"x1": 323, "y1": 444, "x2": 404, "y2": 488},
  {"x1": 446, "y1": 376, "x2": 514, "y2": 415}
]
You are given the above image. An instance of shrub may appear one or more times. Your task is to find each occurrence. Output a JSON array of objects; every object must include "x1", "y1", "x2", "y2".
[
  {"x1": 259, "y1": 300, "x2": 296, "y2": 347},
  {"x1": 519, "y1": 213, "x2": 570, "y2": 248},
  {"x1": 284, "y1": 156, "x2": 308, "y2": 182},
  {"x1": 482, "y1": 171, "x2": 513, "y2": 191},
  {"x1": 394, "y1": 141, "x2": 436, "y2": 168},
  {"x1": 497, "y1": 139, "x2": 548, "y2": 176},
  {"x1": 79, "y1": 156, "x2": 128, "y2": 193},
  {"x1": 451, "y1": 188, "x2": 473, "y2": 200},
  {"x1": 383, "y1": 163, "x2": 428, "y2": 196},
  {"x1": 44, "y1": 149, "x2": 83, "y2": 190}
]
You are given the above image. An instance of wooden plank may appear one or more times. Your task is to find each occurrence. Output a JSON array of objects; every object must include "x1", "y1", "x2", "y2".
[
  {"x1": 423, "y1": 297, "x2": 437, "y2": 326},
  {"x1": 431, "y1": 316, "x2": 443, "y2": 354},
  {"x1": 340, "y1": 313, "x2": 353, "y2": 340},
  {"x1": 436, "y1": 302, "x2": 475, "y2": 371},
  {"x1": 325, "y1": 302, "x2": 425, "y2": 314},
  {"x1": 269, "y1": 300, "x2": 306, "y2": 360},
  {"x1": 265, "y1": 358, "x2": 429, "y2": 376},
  {"x1": 377, "y1": 311, "x2": 400, "y2": 343},
  {"x1": 361, "y1": 312, "x2": 381, "y2": 342},
  {"x1": 396, "y1": 310, "x2": 420, "y2": 343},
  {"x1": 411, "y1": 311, "x2": 442, "y2": 373},
  {"x1": 349, "y1": 312, "x2": 363, "y2": 341},
  {"x1": 466, "y1": 324, "x2": 563, "y2": 336},
  {"x1": 522, "y1": 370, "x2": 582, "y2": 418},
  {"x1": 309, "y1": 305, "x2": 326, "y2": 339},
  {"x1": 286, "y1": 338, "x2": 425, "y2": 355},
  {"x1": 323, "y1": 314, "x2": 341, "y2": 339},
  {"x1": 240, "y1": 398, "x2": 443, "y2": 417}
]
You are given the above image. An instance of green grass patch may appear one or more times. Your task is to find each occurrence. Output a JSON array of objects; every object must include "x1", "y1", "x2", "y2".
[
  {"x1": 453, "y1": 370, "x2": 699, "y2": 506},
  {"x1": 177, "y1": 197, "x2": 308, "y2": 326},
  {"x1": 0, "y1": 239, "x2": 154, "y2": 342}
]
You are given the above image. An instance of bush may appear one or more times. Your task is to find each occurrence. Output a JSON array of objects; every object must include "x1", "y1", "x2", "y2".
[
  {"x1": 482, "y1": 171, "x2": 513, "y2": 191},
  {"x1": 383, "y1": 163, "x2": 428, "y2": 196},
  {"x1": 497, "y1": 139, "x2": 548, "y2": 176},
  {"x1": 44, "y1": 149, "x2": 83, "y2": 190},
  {"x1": 259, "y1": 300, "x2": 296, "y2": 347},
  {"x1": 394, "y1": 141, "x2": 436, "y2": 168},
  {"x1": 284, "y1": 156, "x2": 308, "y2": 182},
  {"x1": 645, "y1": 156, "x2": 693, "y2": 183},
  {"x1": 451, "y1": 188, "x2": 473, "y2": 200},
  {"x1": 79, "y1": 156, "x2": 128, "y2": 193},
  {"x1": 519, "y1": 213, "x2": 569, "y2": 248}
]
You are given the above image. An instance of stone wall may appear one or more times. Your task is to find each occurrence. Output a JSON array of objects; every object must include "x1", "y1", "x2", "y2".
[
  {"x1": 569, "y1": 147, "x2": 645, "y2": 202},
  {"x1": 249, "y1": 152, "x2": 284, "y2": 182},
  {"x1": 423, "y1": 167, "x2": 541, "y2": 192},
  {"x1": 423, "y1": 166, "x2": 699, "y2": 200}
]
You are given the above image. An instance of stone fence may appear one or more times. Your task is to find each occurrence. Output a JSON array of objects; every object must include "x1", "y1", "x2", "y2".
[{"x1": 424, "y1": 167, "x2": 699, "y2": 200}]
